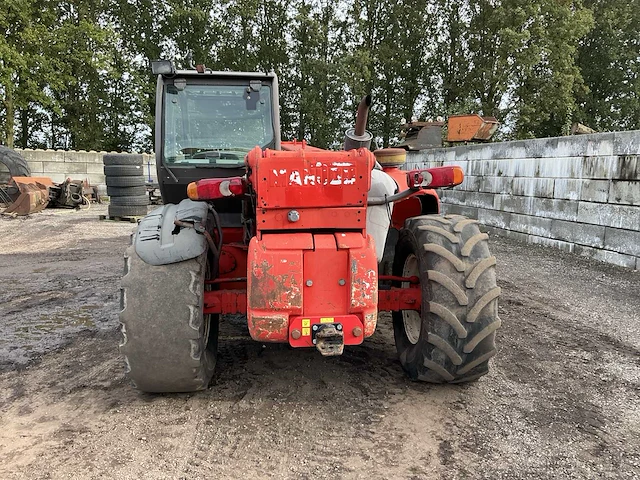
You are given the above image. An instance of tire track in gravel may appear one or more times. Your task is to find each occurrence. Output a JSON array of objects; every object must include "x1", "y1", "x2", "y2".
[{"x1": 0, "y1": 210, "x2": 638, "y2": 479}]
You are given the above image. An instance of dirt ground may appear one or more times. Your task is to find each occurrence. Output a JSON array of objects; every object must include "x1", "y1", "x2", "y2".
[{"x1": 0, "y1": 205, "x2": 638, "y2": 480}]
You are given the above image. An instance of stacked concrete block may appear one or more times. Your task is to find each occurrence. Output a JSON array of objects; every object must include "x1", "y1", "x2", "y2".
[
  {"x1": 10, "y1": 149, "x2": 157, "y2": 185},
  {"x1": 407, "y1": 130, "x2": 640, "y2": 269},
  {"x1": 4, "y1": 139, "x2": 637, "y2": 268}
]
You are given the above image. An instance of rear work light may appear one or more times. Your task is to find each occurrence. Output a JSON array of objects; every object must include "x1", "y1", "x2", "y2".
[
  {"x1": 187, "y1": 177, "x2": 247, "y2": 200},
  {"x1": 406, "y1": 166, "x2": 464, "y2": 189}
]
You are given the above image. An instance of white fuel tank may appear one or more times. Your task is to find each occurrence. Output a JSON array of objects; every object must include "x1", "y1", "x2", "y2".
[{"x1": 366, "y1": 169, "x2": 397, "y2": 262}]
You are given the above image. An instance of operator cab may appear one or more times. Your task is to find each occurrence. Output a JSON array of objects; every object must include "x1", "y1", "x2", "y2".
[{"x1": 153, "y1": 62, "x2": 281, "y2": 225}]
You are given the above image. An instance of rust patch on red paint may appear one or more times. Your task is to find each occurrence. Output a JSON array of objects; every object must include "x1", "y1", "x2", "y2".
[
  {"x1": 250, "y1": 260, "x2": 302, "y2": 310},
  {"x1": 363, "y1": 312, "x2": 377, "y2": 337},
  {"x1": 249, "y1": 315, "x2": 289, "y2": 342},
  {"x1": 350, "y1": 268, "x2": 377, "y2": 309}
]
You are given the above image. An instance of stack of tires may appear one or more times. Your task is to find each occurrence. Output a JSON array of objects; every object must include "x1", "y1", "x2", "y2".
[{"x1": 103, "y1": 154, "x2": 149, "y2": 218}]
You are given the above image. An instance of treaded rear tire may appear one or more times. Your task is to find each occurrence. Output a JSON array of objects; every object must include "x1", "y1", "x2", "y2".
[
  {"x1": 392, "y1": 214, "x2": 501, "y2": 383},
  {"x1": 0, "y1": 146, "x2": 31, "y2": 178},
  {"x1": 103, "y1": 153, "x2": 144, "y2": 166},
  {"x1": 120, "y1": 247, "x2": 218, "y2": 393}
]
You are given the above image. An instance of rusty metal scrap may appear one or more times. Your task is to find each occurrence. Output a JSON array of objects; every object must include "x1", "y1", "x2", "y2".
[
  {"x1": 447, "y1": 114, "x2": 499, "y2": 142},
  {"x1": 2, "y1": 177, "x2": 52, "y2": 216},
  {"x1": 1, "y1": 176, "x2": 91, "y2": 216},
  {"x1": 397, "y1": 121, "x2": 445, "y2": 150},
  {"x1": 50, "y1": 179, "x2": 87, "y2": 208}
]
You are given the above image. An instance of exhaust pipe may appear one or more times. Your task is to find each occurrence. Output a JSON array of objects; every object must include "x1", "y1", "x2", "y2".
[
  {"x1": 344, "y1": 95, "x2": 373, "y2": 151},
  {"x1": 354, "y1": 95, "x2": 371, "y2": 136}
]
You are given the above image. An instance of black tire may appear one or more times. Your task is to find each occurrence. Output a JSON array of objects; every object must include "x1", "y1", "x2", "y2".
[
  {"x1": 120, "y1": 247, "x2": 218, "y2": 392},
  {"x1": 0, "y1": 146, "x2": 31, "y2": 178},
  {"x1": 392, "y1": 214, "x2": 501, "y2": 383},
  {"x1": 107, "y1": 185, "x2": 147, "y2": 197},
  {"x1": 110, "y1": 195, "x2": 149, "y2": 206},
  {"x1": 104, "y1": 165, "x2": 144, "y2": 176},
  {"x1": 105, "y1": 176, "x2": 146, "y2": 187},
  {"x1": 108, "y1": 205, "x2": 148, "y2": 217},
  {"x1": 103, "y1": 153, "x2": 144, "y2": 166}
]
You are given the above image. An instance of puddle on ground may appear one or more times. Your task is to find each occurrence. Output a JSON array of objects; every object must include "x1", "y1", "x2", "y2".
[
  {"x1": 15, "y1": 311, "x2": 95, "y2": 337},
  {"x1": 0, "y1": 306, "x2": 100, "y2": 368}
]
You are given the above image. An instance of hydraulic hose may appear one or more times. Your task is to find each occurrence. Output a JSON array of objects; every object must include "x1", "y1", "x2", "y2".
[{"x1": 366, "y1": 188, "x2": 417, "y2": 206}]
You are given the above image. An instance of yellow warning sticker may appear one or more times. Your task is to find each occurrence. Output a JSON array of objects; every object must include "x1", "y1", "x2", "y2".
[
  {"x1": 320, "y1": 317, "x2": 334, "y2": 323},
  {"x1": 302, "y1": 319, "x2": 310, "y2": 327},
  {"x1": 302, "y1": 327, "x2": 310, "y2": 337}
]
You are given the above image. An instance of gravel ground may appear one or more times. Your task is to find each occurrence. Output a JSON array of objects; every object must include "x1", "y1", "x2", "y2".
[{"x1": 0, "y1": 205, "x2": 638, "y2": 479}]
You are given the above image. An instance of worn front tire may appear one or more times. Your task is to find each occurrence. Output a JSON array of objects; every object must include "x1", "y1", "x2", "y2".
[
  {"x1": 119, "y1": 247, "x2": 218, "y2": 393},
  {"x1": 392, "y1": 215, "x2": 501, "y2": 383}
]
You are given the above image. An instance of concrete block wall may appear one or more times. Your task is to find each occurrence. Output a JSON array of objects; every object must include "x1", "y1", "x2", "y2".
[
  {"x1": 406, "y1": 131, "x2": 640, "y2": 269},
  {"x1": 0, "y1": 150, "x2": 156, "y2": 185}
]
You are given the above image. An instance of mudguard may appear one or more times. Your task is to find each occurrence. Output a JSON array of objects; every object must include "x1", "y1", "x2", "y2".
[{"x1": 134, "y1": 198, "x2": 209, "y2": 266}]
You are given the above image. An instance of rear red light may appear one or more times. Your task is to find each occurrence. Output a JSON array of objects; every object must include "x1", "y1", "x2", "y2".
[
  {"x1": 406, "y1": 166, "x2": 464, "y2": 189},
  {"x1": 187, "y1": 177, "x2": 246, "y2": 200}
]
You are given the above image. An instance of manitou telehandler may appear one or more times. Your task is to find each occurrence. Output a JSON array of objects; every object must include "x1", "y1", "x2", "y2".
[{"x1": 117, "y1": 61, "x2": 501, "y2": 392}]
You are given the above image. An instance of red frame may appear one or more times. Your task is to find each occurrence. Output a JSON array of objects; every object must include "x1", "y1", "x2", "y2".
[{"x1": 203, "y1": 287, "x2": 421, "y2": 315}]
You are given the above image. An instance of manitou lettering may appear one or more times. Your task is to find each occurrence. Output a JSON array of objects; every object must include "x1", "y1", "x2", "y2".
[{"x1": 268, "y1": 163, "x2": 357, "y2": 187}]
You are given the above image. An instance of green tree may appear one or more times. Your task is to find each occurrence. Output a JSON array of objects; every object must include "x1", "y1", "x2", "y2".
[
  {"x1": 50, "y1": 1, "x2": 109, "y2": 149},
  {"x1": 465, "y1": 0, "x2": 531, "y2": 118},
  {"x1": 344, "y1": 0, "x2": 435, "y2": 147},
  {"x1": 217, "y1": 0, "x2": 293, "y2": 135},
  {"x1": 163, "y1": 0, "x2": 223, "y2": 68},
  {"x1": 99, "y1": 47, "x2": 151, "y2": 151},
  {"x1": 110, "y1": 0, "x2": 168, "y2": 150},
  {"x1": 2, "y1": 0, "x2": 635, "y2": 150},
  {"x1": 289, "y1": 1, "x2": 347, "y2": 147},
  {"x1": 576, "y1": 0, "x2": 640, "y2": 131},
  {"x1": 431, "y1": 0, "x2": 472, "y2": 115},
  {"x1": 512, "y1": 0, "x2": 593, "y2": 138},
  {"x1": 0, "y1": 0, "x2": 63, "y2": 147}
]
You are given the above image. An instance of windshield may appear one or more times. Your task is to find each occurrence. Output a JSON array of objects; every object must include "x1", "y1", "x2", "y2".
[{"x1": 163, "y1": 82, "x2": 274, "y2": 166}]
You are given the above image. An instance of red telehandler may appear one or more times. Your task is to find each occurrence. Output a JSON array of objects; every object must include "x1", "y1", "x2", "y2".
[{"x1": 118, "y1": 62, "x2": 500, "y2": 392}]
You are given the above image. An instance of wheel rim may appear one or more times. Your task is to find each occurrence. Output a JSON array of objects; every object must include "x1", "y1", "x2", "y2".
[
  {"x1": 402, "y1": 253, "x2": 421, "y2": 345},
  {"x1": 203, "y1": 312, "x2": 211, "y2": 347},
  {"x1": 203, "y1": 258, "x2": 213, "y2": 351}
]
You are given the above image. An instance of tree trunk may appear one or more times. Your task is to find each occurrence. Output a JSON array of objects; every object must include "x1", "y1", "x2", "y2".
[
  {"x1": 384, "y1": 85, "x2": 392, "y2": 147},
  {"x1": 20, "y1": 107, "x2": 29, "y2": 148},
  {"x1": 51, "y1": 114, "x2": 57, "y2": 149},
  {"x1": 3, "y1": 86, "x2": 15, "y2": 148}
]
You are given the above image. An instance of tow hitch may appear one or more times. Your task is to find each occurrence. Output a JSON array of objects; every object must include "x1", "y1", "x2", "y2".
[
  {"x1": 312, "y1": 323, "x2": 344, "y2": 356},
  {"x1": 287, "y1": 315, "x2": 363, "y2": 351}
]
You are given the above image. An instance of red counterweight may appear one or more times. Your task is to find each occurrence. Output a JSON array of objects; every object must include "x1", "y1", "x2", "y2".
[
  {"x1": 246, "y1": 146, "x2": 375, "y2": 233},
  {"x1": 246, "y1": 232, "x2": 379, "y2": 344}
]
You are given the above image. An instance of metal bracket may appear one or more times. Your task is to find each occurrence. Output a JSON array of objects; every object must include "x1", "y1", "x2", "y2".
[{"x1": 249, "y1": 80, "x2": 262, "y2": 92}]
